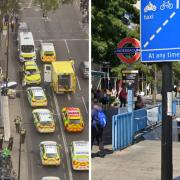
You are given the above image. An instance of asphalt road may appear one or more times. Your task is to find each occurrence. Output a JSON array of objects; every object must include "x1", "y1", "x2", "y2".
[{"x1": 8, "y1": 0, "x2": 89, "y2": 180}]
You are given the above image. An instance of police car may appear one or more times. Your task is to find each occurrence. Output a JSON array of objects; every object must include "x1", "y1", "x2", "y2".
[
  {"x1": 70, "y1": 141, "x2": 89, "y2": 170},
  {"x1": 26, "y1": 87, "x2": 47, "y2": 107},
  {"x1": 40, "y1": 43, "x2": 56, "y2": 62},
  {"x1": 61, "y1": 107, "x2": 84, "y2": 132},
  {"x1": 32, "y1": 109, "x2": 55, "y2": 133},
  {"x1": 39, "y1": 141, "x2": 61, "y2": 166},
  {"x1": 41, "y1": 177, "x2": 60, "y2": 180},
  {"x1": 22, "y1": 61, "x2": 41, "y2": 86}
]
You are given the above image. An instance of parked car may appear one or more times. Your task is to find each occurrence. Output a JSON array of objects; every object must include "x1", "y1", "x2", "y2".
[{"x1": 79, "y1": 61, "x2": 89, "y2": 78}]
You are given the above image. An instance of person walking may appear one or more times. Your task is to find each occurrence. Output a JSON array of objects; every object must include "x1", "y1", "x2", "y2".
[
  {"x1": 7, "y1": 137, "x2": 13, "y2": 151},
  {"x1": 14, "y1": 116, "x2": 22, "y2": 133},
  {"x1": 11, "y1": 19, "x2": 15, "y2": 32},
  {"x1": 91, "y1": 105, "x2": 106, "y2": 157},
  {"x1": 119, "y1": 86, "x2": 127, "y2": 107},
  {"x1": 0, "y1": 134, "x2": 4, "y2": 150},
  {"x1": 20, "y1": 128, "x2": 26, "y2": 144}
]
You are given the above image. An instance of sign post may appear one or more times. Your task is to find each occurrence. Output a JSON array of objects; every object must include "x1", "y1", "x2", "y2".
[{"x1": 141, "y1": 0, "x2": 176, "y2": 179}]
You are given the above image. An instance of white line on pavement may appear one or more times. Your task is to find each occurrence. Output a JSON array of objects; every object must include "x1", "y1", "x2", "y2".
[
  {"x1": 52, "y1": 91, "x2": 73, "y2": 180},
  {"x1": 76, "y1": 76, "x2": 82, "y2": 91},
  {"x1": 82, "y1": 96, "x2": 88, "y2": 113},
  {"x1": 67, "y1": 93, "x2": 71, "y2": 101},
  {"x1": 64, "y1": 173, "x2": 67, "y2": 180},
  {"x1": 35, "y1": 38, "x2": 88, "y2": 42},
  {"x1": 65, "y1": 39, "x2": 70, "y2": 55}
]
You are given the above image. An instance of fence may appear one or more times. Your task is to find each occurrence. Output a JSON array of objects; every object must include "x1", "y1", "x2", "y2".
[{"x1": 112, "y1": 102, "x2": 176, "y2": 151}]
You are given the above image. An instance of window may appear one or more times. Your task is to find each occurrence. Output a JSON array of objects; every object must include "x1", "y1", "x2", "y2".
[
  {"x1": 58, "y1": 75, "x2": 71, "y2": 89},
  {"x1": 21, "y1": 45, "x2": 34, "y2": 53}
]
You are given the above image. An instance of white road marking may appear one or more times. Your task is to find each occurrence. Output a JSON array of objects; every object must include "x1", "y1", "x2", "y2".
[
  {"x1": 64, "y1": 173, "x2": 67, "y2": 180},
  {"x1": 65, "y1": 40, "x2": 70, "y2": 55},
  {"x1": 35, "y1": 38, "x2": 88, "y2": 42},
  {"x1": 163, "y1": 19, "x2": 169, "y2": 27},
  {"x1": 144, "y1": 42, "x2": 149, "y2": 48},
  {"x1": 58, "y1": 134, "x2": 60, "y2": 140},
  {"x1": 156, "y1": 27, "x2": 162, "y2": 34},
  {"x1": 82, "y1": 96, "x2": 88, "y2": 113},
  {"x1": 52, "y1": 91, "x2": 73, "y2": 180},
  {"x1": 170, "y1": 12, "x2": 176, "y2": 19},
  {"x1": 67, "y1": 93, "x2": 71, "y2": 101},
  {"x1": 150, "y1": 34, "x2": 155, "y2": 41},
  {"x1": 177, "y1": 0, "x2": 179, "y2": 9},
  {"x1": 76, "y1": 76, "x2": 82, "y2": 91}
]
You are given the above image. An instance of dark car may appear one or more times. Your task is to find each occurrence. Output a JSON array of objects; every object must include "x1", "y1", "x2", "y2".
[{"x1": 79, "y1": 61, "x2": 89, "y2": 78}]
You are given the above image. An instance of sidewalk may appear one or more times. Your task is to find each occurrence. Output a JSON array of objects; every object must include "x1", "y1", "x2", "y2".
[
  {"x1": 0, "y1": 26, "x2": 28, "y2": 179},
  {"x1": 92, "y1": 103, "x2": 180, "y2": 180}
]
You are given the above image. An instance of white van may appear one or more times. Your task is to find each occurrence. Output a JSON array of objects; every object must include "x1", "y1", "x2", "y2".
[{"x1": 18, "y1": 32, "x2": 36, "y2": 62}]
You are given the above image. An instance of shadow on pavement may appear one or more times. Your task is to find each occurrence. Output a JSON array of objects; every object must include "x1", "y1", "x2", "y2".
[{"x1": 91, "y1": 148, "x2": 114, "y2": 158}]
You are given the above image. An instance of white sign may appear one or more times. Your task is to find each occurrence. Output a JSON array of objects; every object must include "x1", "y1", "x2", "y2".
[{"x1": 147, "y1": 107, "x2": 159, "y2": 125}]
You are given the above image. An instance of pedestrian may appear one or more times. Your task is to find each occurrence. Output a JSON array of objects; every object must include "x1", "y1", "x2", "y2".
[
  {"x1": 135, "y1": 95, "x2": 145, "y2": 110},
  {"x1": 20, "y1": 128, "x2": 26, "y2": 144},
  {"x1": 119, "y1": 86, "x2": 127, "y2": 107},
  {"x1": 7, "y1": 137, "x2": 13, "y2": 151},
  {"x1": 91, "y1": 105, "x2": 106, "y2": 158},
  {"x1": 11, "y1": 19, "x2": 15, "y2": 32},
  {"x1": 101, "y1": 89, "x2": 109, "y2": 109},
  {"x1": 14, "y1": 116, "x2": 22, "y2": 133},
  {"x1": 0, "y1": 134, "x2": 4, "y2": 150}
]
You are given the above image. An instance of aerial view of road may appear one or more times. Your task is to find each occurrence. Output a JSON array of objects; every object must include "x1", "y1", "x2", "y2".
[{"x1": 7, "y1": 0, "x2": 89, "y2": 179}]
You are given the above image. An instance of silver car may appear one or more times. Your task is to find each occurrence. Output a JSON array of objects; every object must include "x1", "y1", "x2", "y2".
[{"x1": 79, "y1": 61, "x2": 89, "y2": 78}]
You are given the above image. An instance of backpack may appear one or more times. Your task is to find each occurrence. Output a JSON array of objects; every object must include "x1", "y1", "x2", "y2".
[{"x1": 97, "y1": 111, "x2": 107, "y2": 128}]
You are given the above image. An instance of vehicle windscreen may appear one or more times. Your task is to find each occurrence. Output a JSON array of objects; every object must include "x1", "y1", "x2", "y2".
[
  {"x1": 21, "y1": 45, "x2": 34, "y2": 53},
  {"x1": 58, "y1": 75, "x2": 71, "y2": 89},
  {"x1": 69, "y1": 119, "x2": 80, "y2": 124},
  {"x1": 44, "y1": 51, "x2": 54, "y2": 56},
  {"x1": 35, "y1": 95, "x2": 44, "y2": 100},
  {"x1": 26, "y1": 68, "x2": 38, "y2": 75}
]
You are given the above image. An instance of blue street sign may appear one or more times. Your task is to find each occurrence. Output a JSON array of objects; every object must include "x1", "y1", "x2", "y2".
[{"x1": 141, "y1": 0, "x2": 180, "y2": 62}]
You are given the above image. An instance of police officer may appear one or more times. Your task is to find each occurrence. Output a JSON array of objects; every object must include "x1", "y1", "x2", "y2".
[
  {"x1": 14, "y1": 116, "x2": 22, "y2": 133},
  {"x1": 20, "y1": 128, "x2": 26, "y2": 144}
]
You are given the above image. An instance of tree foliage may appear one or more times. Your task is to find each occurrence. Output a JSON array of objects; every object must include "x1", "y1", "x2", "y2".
[
  {"x1": 34, "y1": 0, "x2": 73, "y2": 17},
  {"x1": 92, "y1": 0, "x2": 139, "y2": 66}
]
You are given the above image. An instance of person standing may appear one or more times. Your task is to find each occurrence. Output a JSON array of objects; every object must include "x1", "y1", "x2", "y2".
[
  {"x1": 20, "y1": 128, "x2": 26, "y2": 144},
  {"x1": 11, "y1": 19, "x2": 15, "y2": 32},
  {"x1": 14, "y1": 116, "x2": 22, "y2": 133},
  {"x1": 119, "y1": 86, "x2": 127, "y2": 107},
  {"x1": 7, "y1": 137, "x2": 13, "y2": 151},
  {"x1": 91, "y1": 105, "x2": 106, "y2": 157},
  {"x1": 135, "y1": 95, "x2": 145, "y2": 110}
]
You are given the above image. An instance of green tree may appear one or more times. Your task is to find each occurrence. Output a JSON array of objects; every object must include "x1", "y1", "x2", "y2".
[{"x1": 34, "y1": 0, "x2": 73, "y2": 17}]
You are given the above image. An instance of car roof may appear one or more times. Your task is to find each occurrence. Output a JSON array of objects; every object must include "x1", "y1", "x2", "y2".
[
  {"x1": 41, "y1": 43, "x2": 55, "y2": 52},
  {"x1": 83, "y1": 61, "x2": 89, "y2": 68},
  {"x1": 25, "y1": 61, "x2": 36, "y2": 66},
  {"x1": 18, "y1": 22, "x2": 28, "y2": 29},
  {"x1": 19, "y1": 32, "x2": 34, "y2": 45},
  {"x1": 66, "y1": 107, "x2": 80, "y2": 119},
  {"x1": 38, "y1": 111, "x2": 53, "y2": 122},
  {"x1": 52, "y1": 61, "x2": 74, "y2": 74},
  {"x1": 73, "y1": 141, "x2": 89, "y2": 155},
  {"x1": 28, "y1": 87, "x2": 44, "y2": 96}
]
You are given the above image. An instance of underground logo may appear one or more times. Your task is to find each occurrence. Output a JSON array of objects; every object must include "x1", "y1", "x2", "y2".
[{"x1": 115, "y1": 37, "x2": 141, "y2": 64}]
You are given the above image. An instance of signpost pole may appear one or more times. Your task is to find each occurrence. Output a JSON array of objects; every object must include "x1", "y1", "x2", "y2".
[{"x1": 161, "y1": 62, "x2": 173, "y2": 180}]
